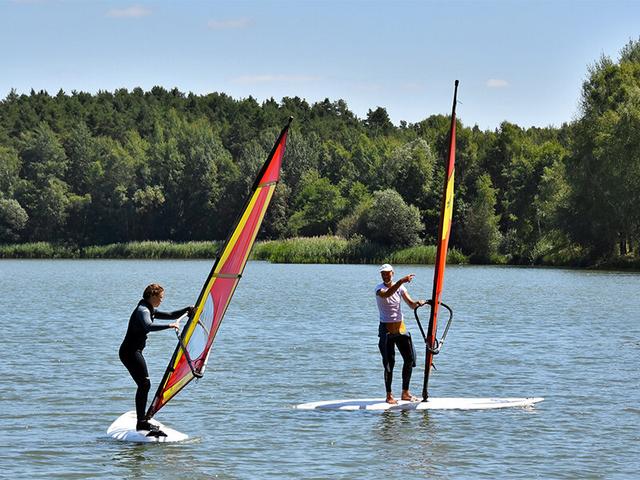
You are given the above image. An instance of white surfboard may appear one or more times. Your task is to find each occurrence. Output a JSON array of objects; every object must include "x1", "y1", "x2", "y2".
[
  {"x1": 107, "y1": 411, "x2": 188, "y2": 443},
  {"x1": 295, "y1": 397, "x2": 544, "y2": 411}
]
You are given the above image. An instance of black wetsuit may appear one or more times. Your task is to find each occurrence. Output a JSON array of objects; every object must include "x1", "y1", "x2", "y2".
[
  {"x1": 119, "y1": 300, "x2": 190, "y2": 422},
  {"x1": 378, "y1": 323, "x2": 416, "y2": 393}
]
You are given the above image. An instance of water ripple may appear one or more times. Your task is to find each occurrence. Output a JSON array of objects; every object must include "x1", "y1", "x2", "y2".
[{"x1": 0, "y1": 261, "x2": 638, "y2": 478}]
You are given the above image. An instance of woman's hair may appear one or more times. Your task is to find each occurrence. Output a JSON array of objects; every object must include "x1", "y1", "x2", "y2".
[{"x1": 143, "y1": 283, "x2": 164, "y2": 300}]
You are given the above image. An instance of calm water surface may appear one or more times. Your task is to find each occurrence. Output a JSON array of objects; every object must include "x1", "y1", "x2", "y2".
[{"x1": 0, "y1": 260, "x2": 638, "y2": 479}]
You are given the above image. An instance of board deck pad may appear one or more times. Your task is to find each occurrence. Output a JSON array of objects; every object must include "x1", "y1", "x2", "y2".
[
  {"x1": 107, "y1": 411, "x2": 189, "y2": 443},
  {"x1": 295, "y1": 397, "x2": 544, "y2": 411}
]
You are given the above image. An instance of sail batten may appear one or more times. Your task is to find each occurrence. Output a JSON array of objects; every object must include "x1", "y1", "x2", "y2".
[
  {"x1": 211, "y1": 273, "x2": 242, "y2": 279},
  {"x1": 146, "y1": 118, "x2": 292, "y2": 418},
  {"x1": 422, "y1": 81, "x2": 458, "y2": 401}
]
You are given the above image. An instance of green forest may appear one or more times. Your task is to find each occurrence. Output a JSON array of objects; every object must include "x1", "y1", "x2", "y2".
[{"x1": 1, "y1": 40, "x2": 640, "y2": 267}]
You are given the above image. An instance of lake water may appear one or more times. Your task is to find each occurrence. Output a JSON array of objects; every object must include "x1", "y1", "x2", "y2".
[{"x1": 0, "y1": 260, "x2": 638, "y2": 479}]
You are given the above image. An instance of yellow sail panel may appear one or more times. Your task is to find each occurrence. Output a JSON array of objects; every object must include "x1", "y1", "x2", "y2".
[
  {"x1": 216, "y1": 184, "x2": 275, "y2": 274},
  {"x1": 441, "y1": 171, "x2": 455, "y2": 241}
]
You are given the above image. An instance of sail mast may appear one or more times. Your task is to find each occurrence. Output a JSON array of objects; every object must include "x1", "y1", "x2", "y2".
[{"x1": 422, "y1": 81, "x2": 458, "y2": 401}]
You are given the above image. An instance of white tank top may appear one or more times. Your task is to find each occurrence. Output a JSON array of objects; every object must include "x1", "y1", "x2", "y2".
[{"x1": 375, "y1": 282, "x2": 406, "y2": 323}]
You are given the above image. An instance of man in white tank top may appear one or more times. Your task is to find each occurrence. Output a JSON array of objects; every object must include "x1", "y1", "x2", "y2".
[{"x1": 375, "y1": 263, "x2": 427, "y2": 404}]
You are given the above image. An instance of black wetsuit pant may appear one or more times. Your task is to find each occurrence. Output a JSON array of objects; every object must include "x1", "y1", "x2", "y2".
[
  {"x1": 378, "y1": 323, "x2": 416, "y2": 393},
  {"x1": 119, "y1": 347, "x2": 150, "y2": 423}
]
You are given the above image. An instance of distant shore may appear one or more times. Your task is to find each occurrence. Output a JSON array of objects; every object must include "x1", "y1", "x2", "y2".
[
  {"x1": 0, "y1": 237, "x2": 466, "y2": 264},
  {"x1": 0, "y1": 237, "x2": 637, "y2": 269}
]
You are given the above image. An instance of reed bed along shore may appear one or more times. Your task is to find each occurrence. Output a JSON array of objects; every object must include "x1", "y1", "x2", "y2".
[
  {"x1": 253, "y1": 236, "x2": 467, "y2": 265},
  {"x1": 0, "y1": 241, "x2": 220, "y2": 259},
  {"x1": 0, "y1": 237, "x2": 468, "y2": 265},
  {"x1": 2, "y1": 237, "x2": 636, "y2": 269}
]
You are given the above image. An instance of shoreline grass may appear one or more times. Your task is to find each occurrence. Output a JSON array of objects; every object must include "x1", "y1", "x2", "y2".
[
  {"x1": 0, "y1": 237, "x2": 468, "y2": 264},
  {"x1": 1, "y1": 237, "x2": 637, "y2": 269},
  {"x1": 251, "y1": 236, "x2": 467, "y2": 264},
  {"x1": 0, "y1": 241, "x2": 221, "y2": 259}
]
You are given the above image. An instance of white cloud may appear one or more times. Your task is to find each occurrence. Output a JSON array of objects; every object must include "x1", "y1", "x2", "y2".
[
  {"x1": 232, "y1": 74, "x2": 321, "y2": 85},
  {"x1": 487, "y1": 79, "x2": 509, "y2": 88},
  {"x1": 107, "y1": 5, "x2": 151, "y2": 18},
  {"x1": 207, "y1": 18, "x2": 252, "y2": 30}
]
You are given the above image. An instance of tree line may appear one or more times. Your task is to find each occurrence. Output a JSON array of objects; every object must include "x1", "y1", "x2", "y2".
[{"x1": 1, "y1": 39, "x2": 639, "y2": 266}]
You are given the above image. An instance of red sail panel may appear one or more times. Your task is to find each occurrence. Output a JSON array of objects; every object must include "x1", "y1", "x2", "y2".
[
  {"x1": 261, "y1": 139, "x2": 285, "y2": 185},
  {"x1": 146, "y1": 119, "x2": 291, "y2": 418},
  {"x1": 423, "y1": 82, "x2": 458, "y2": 398}
]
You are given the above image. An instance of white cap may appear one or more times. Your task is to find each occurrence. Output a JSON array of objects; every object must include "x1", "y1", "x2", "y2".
[{"x1": 379, "y1": 263, "x2": 394, "y2": 272}]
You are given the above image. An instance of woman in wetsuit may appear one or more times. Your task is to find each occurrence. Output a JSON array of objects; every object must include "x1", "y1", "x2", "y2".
[{"x1": 119, "y1": 283, "x2": 193, "y2": 431}]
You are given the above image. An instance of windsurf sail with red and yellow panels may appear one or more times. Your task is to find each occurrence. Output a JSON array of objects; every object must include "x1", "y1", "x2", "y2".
[
  {"x1": 423, "y1": 81, "x2": 458, "y2": 400},
  {"x1": 146, "y1": 117, "x2": 292, "y2": 418}
]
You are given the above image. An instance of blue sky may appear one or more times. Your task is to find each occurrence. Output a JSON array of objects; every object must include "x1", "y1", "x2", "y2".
[{"x1": 1, "y1": 0, "x2": 639, "y2": 130}]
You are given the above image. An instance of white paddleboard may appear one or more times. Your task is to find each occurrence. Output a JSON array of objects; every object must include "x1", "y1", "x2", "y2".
[
  {"x1": 295, "y1": 397, "x2": 544, "y2": 411},
  {"x1": 107, "y1": 411, "x2": 188, "y2": 443}
]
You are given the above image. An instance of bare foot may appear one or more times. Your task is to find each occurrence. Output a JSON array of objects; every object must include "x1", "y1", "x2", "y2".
[
  {"x1": 401, "y1": 390, "x2": 419, "y2": 402},
  {"x1": 386, "y1": 394, "x2": 398, "y2": 404}
]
